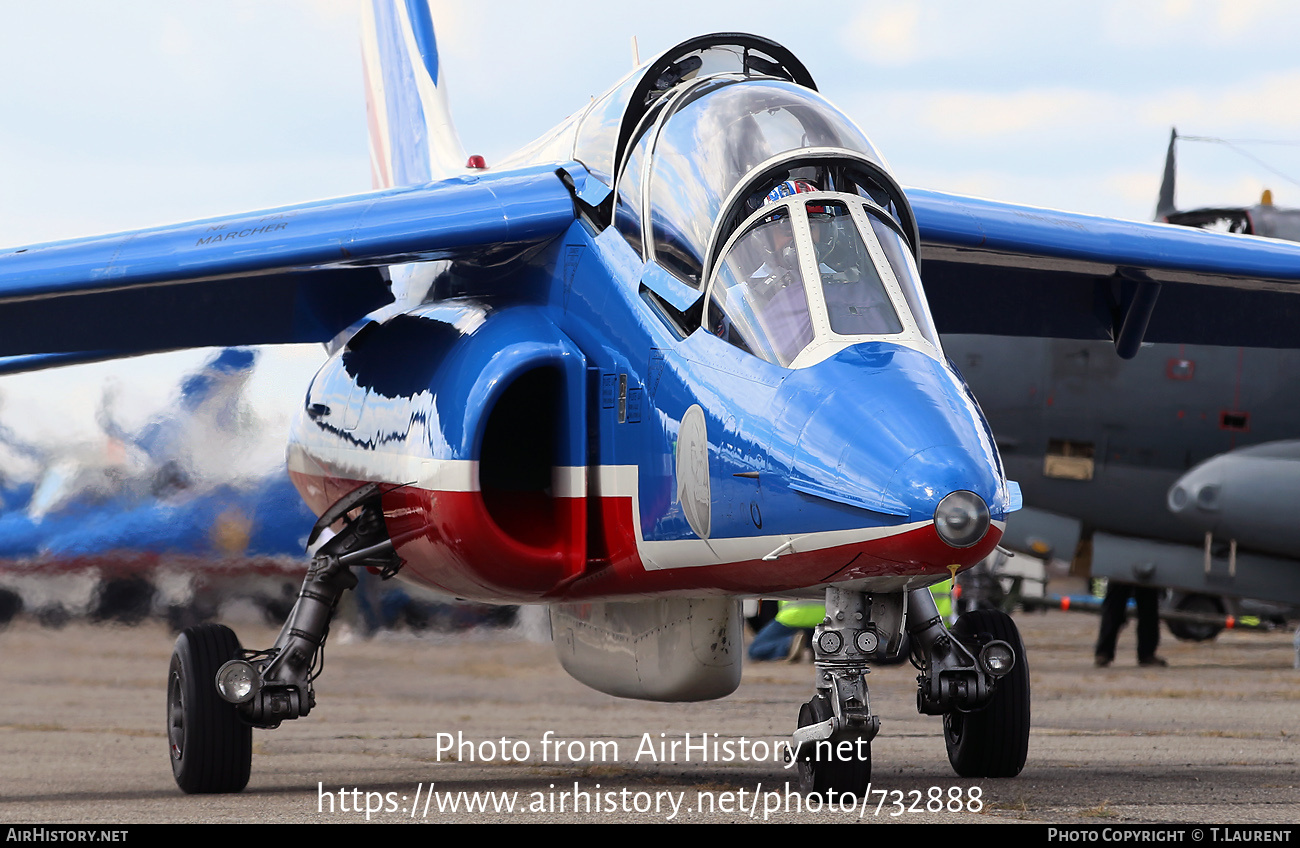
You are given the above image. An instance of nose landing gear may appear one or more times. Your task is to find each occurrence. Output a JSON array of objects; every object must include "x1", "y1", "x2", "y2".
[
  {"x1": 789, "y1": 587, "x2": 902, "y2": 797},
  {"x1": 941, "y1": 609, "x2": 1030, "y2": 777},
  {"x1": 789, "y1": 585, "x2": 1029, "y2": 795}
]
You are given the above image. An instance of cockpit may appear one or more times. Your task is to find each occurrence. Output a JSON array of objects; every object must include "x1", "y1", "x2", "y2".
[
  {"x1": 514, "y1": 34, "x2": 941, "y2": 367},
  {"x1": 706, "y1": 184, "x2": 940, "y2": 367}
]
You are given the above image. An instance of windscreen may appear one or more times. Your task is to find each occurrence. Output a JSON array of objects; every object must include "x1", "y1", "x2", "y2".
[
  {"x1": 707, "y1": 212, "x2": 815, "y2": 367},
  {"x1": 706, "y1": 195, "x2": 937, "y2": 368},
  {"x1": 810, "y1": 201, "x2": 902, "y2": 336}
]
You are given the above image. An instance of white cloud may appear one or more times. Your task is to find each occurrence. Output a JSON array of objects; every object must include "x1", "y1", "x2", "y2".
[
  {"x1": 1103, "y1": 0, "x2": 1300, "y2": 47},
  {"x1": 845, "y1": 6, "x2": 923, "y2": 65}
]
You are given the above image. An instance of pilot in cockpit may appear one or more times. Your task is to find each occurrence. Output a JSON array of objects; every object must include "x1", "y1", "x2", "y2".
[
  {"x1": 748, "y1": 180, "x2": 820, "y2": 352},
  {"x1": 708, "y1": 178, "x2": 905, "y2": 367},
  {"x1": 753, "y1": 180, "x2": 900, "y2": 342}
]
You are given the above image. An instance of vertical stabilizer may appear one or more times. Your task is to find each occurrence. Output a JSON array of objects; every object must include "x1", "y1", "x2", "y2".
[
  {"x1": 1155, "y1": 127, "x2": 1178, "y2": 221},
  {"x1": 360, "y1": 0, "x2": 469, "y2": 188}
]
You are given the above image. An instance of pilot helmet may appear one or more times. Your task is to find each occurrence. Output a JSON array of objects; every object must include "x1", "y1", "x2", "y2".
[
  {"x1": 765, "y1": 179, "x2": 819, "y2": 205},
  {"x1": 764, "y1": 179, "x2": 837, "y2": 256},
  {"x1": 765, "y1": 179, "x2": 832, "y2": 223}
]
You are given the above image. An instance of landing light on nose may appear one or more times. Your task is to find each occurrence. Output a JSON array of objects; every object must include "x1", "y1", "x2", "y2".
[{"x1": 933, "y1": 490, "x2": 990, "y2": 549}]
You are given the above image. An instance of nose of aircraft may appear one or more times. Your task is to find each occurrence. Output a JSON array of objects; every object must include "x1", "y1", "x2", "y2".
[
  {"x1": 778, "y1": 343, "x2": 1007, "y2": 539},
  {"x1": 882, "y1": 445, "x2": 996, "y2": 541},
  {"x1": 1168, "y1": 463, "x2": 1222, "y2": 515}
]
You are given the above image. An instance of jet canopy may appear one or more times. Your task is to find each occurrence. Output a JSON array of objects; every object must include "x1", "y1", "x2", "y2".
[
  {"x1": 509, "y1": 33, "x2": 933, "y2": 367},
  {"x1": 610, "y1": 74, "x2": 919, "y2": 292},
  {"x1": 705, "y1": 190, "x2": 940, "y2": 368}
]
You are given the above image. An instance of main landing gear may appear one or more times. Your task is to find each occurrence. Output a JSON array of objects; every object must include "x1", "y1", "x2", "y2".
[
  {"x1": 167, "y1": 484, "x2": 400, "y2": 793},
  {"x1": 789, "y1": 586, "x2": 1029, "y2": 797}
]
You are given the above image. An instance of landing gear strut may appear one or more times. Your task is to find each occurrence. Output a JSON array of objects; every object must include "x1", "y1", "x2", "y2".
[
  {"x1": 790, "y1": 587, "x2": 903, "y2": 797},
  {"x1": 166, "y1": 483, "x2": 400, "y2": 793},
  {"x1": 789, "y1": 585, "x2": 1028, "y2": 793}
]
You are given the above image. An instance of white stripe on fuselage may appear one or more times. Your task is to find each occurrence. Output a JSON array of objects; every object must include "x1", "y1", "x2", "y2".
[
  {"x1": 288, "y1": 443, "x2": 479, "y2": 491},
  {"x1": 287, "y1": 447, "x2": 977, "y2": 573},
  {"x1": 287, "y1": 443, "x2": 587, "y2": 498}
]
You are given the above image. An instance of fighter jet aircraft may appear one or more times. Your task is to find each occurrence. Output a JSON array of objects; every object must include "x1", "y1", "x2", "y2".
[
  {"x1": 0, "y1": 348, "x2": 320, "y2": 626},
  {"x1": 4, "y1": 2, "x2": 1300, "y2": 798}
]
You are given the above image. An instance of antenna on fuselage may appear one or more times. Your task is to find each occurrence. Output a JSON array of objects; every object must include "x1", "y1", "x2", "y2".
[{"x1": 631, "y1": 35, "x2": 640, "y2": 68}]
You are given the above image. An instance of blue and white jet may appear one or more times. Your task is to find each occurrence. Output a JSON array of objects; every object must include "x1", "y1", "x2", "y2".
[{"x1": 4, "y1": 1, "x2": 1300, "y2": 796}]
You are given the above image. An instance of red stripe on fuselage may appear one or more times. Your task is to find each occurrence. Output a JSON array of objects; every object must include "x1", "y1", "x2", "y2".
[{"x1": 288, "y1": 472, "x2": 999, "y2": 603}]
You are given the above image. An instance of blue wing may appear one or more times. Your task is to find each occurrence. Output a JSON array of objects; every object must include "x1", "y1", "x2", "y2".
[
  {"x1": 4, "y1": 170, "x2": 1300, "y2": 368},
  {"x1": 909, "y1": 188, "x2": 1300, "y2": 356},
  {"x1": 0, "y1": 163, "x2": 577, "y2": 369}
]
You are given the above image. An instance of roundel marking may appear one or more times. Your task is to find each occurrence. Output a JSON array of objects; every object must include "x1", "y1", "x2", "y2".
[{"x1": 676, "y1": 404, "x2": 711, "y2": 539}]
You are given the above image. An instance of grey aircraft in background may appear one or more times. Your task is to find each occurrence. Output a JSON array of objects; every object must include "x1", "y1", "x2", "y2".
[
  {"x1": 1156, "y1": 127, "x2": 1300, "y2": 241},
  {"x1": 948, "y1": 131, "x2": 1300, "y2": 638}
]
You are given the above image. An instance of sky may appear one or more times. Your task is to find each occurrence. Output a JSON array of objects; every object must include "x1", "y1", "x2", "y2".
[{"x1": 2, "y1": 0, "x2": 1300, "y2": 456}]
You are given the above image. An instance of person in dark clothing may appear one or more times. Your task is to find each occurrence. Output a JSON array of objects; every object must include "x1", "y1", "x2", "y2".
[{"x1": 1094, "y1": 580, "x2": 1167, "y2": 667}]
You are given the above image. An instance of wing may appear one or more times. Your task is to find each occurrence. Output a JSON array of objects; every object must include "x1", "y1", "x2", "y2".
[
  {"x1": 0, "y1": 164, "x2": 578, "y2": 369},
  {"x1": 909, "y1": 188, "x2": 1300, "y2": 356}
]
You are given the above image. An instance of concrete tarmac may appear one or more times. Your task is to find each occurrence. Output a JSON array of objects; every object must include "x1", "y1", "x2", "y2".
[{"x1": 0, "y1": 606, "x2": 1296, "y2": 824}]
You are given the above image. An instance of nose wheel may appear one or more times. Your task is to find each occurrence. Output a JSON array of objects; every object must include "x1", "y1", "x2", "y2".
[
  {"x1": 789, "y1": 587, "x2": 890, "y2": 799},
  {"x1": 795, "y1": 694, "x2": 872, "y2": 798},
  {"x1": 167, "y1": 624, "x2": 252, "y2": 794}
]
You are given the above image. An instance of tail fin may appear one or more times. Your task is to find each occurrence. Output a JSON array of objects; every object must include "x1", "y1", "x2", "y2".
[
  {"x1": 1154, "y1": 127, "x2": 1178, "y2": 221},
  {"x1": 360, "y1": 0, "x2": 469, "y2": 188}
]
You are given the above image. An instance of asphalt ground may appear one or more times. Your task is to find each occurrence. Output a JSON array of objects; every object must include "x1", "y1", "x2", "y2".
[{"x1": 0, "y1": 603, "x2": 1296, "y2": 825}]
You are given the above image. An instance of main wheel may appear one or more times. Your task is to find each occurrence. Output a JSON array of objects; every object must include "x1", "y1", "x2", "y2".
[
  {"x1": 796, "y1": 694, "x2": 871, "y2": 798},
  {"x1": 943, "y1": 609, "x2": 1029, "y2": 778},
  {"x1": 167, "y1": 623, "x2": 252, "y2": 793}
]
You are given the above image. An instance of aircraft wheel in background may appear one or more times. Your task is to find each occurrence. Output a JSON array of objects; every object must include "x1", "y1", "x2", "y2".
[
  {"x1": 1166, "y1": 593, "x2": 1224, "y2": 642},
  {"x1": 92, "y1": 576, "x2": 155, "y2": 625},
  {"x1": 168, "y1": 623, "x2": 252, "y2": 793},
  {"x1": 0, "y1": 588, "x2": 22, "y2": 628},
  {"x1": 796, "y1": 694, "x2": 871, "y2": 798},
  {"x1": 37, "y1": 603, "x2": 69, "y2": 629},
  {"x1": 943, "y1": 609, "x2": 1030, "y2": 778}
]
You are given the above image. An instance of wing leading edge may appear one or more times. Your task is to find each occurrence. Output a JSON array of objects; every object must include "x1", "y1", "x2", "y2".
[
  {"x1": 910, "y1": 188, "x2": 1300, "y2": 354},
  {"x1": 0, "y1": 164, "x2": 578, "y2": 367}
]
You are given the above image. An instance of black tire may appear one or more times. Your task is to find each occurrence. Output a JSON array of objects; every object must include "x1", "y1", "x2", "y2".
[
  {"x1": 167, "y1": 624, "x2": 252, "y2": 793},
  {"x1": 1166, "y1": 594, "x2": 1223, "y2": 642},
  {"x1": 37, "y1": 604, "x2": 69, "y2": 629},
  {"x1": 943, "y1": 609, "x2": 1030, "y2": 778},
  {"x1": 796, "y1": 694, "x2": 872, "y2": 798},
  {"x1": 92, "y1": 576, "x2": 155, "y2": 625}
]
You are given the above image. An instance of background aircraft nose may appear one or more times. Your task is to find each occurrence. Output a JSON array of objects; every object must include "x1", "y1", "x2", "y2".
[
  {"x1": 1167, "y1": 463, "x2": 1223, "y2": 515},
  {"x1": 1166, "y1": 442, "x2": 1300, "y2": 559}
]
